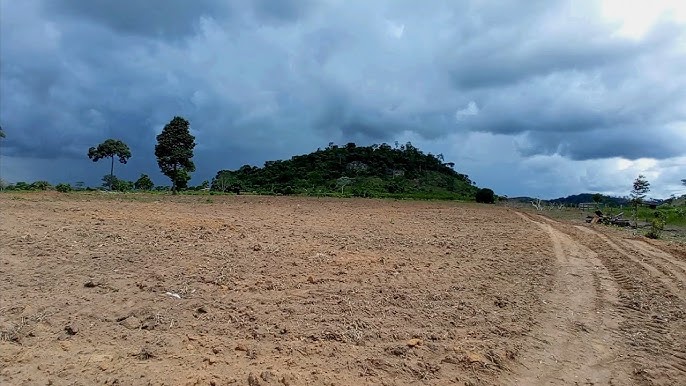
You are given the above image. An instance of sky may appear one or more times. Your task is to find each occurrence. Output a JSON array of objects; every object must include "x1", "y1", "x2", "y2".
[{"x1": 1, "y1": 0, "x2": 685, "y2": 199}]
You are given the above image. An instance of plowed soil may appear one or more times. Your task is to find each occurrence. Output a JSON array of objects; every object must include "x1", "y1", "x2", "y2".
[{"x1": 1, "y1": 193, "x2": 685, "y2": 386}]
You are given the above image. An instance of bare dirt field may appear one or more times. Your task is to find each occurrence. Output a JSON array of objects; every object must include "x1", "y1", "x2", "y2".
[{"x1": 1, "y1": 193, "x2": 685, "y2": 386}]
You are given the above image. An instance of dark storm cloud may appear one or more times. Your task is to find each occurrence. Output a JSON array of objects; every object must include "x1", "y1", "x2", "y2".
[
  {"x1": 44, "y1": 0, "x2": 231, "y2": 39},
  {"x1": 251, "y1": 0, "x2": 314, "y2": 23},
  {"x1": 518, "y1": 127, "x2": 685, "y2": 160},
  {"x1": 1, "y1": 0, "x2": 685, "y2": 195}
]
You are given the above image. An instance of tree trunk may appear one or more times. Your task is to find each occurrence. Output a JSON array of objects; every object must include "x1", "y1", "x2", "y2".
[
  {"x1": 172, "y1": 165, "x2": 178, "y2": 195},
  {"x1": 110, "y1": 156, "x2": 115, "y2": 190}
]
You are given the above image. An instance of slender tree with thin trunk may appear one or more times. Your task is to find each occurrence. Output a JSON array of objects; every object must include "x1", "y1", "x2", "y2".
[
  {"x1": 630, "y1": 174, "x2": 650, "y2": 228},
  {"x1": 87, "y1": 139, "x2": 131, "y2": 190},
  {"x1": 0, "y1": 125, "x2": 5, "y2": 191}
]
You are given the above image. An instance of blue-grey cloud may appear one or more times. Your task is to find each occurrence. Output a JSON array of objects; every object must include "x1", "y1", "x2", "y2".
[
  {"x1": 44, "y1": 0, "x2": 231, "y2": 39},
  {"x1": 1, "y1": 0, "x2": 685, "y2": 197}
]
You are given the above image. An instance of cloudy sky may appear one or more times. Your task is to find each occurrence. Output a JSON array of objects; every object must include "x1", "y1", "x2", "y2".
[{"x1": 1, "y1": 0, "x2": 685, "y2": 198}]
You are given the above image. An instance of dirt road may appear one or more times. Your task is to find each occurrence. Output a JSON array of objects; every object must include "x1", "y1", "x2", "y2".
[
  {"x1": 508, "y1": 212, "x2": 686, "y2": 386},
  {"x1": 0, "y1": 193, "x2": 684, "y2": 385}
]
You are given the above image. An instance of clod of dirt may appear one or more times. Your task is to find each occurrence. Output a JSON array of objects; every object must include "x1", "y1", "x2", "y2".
[
  {"x1": 494, "y1": 297, "x2": 508, "y2": 308},
  {"x1": 307, "y1": 276, "x2": 316, "y2": 284},
  {"x1": 235, "y1": 343, "x2": 248, "y2": 351},
  {"x1": 64, "y1": 324, "x2": 79, "y2": 335},
  {"x1": 84, "y1": 280, "x2": 97, "y2": 288},
  {"x1": 260, "y1": 371, "x2": 274, "y2": 382},
  {"x1": 212, "y1": 346, "x2": 222, "y2": 354},
  {"x1": 119, "y1": 316, "x2": 141, "y2": 330},
  {"x1": 140, "y1": 317, "x2": 157, "y2": 330},
  {"x1": 196, "y1": 306, "x2": 208, "y2": 314},
  {"x1": 204, "y1": 356, "x2": 218, "y2": 365},
  {"x1": 386, "y1": 345, "x2": 409, "y2": 356},
  {"x1": 252, "y1": 244, "x2": 262, "y2": 251},
  {"x1": 441, "y1": 356, "x2": 460, "y2": 364},
  {"x1": 247, "y1": 372, "x2": 261, "y2": 386},
  {"x1": 463, "y1": 352, "x2": 488, "y2": 366},
  {"x1": 406, "y1": 338, "x2": 423, "y2": 347},
  {"x1": 134, "y1": 347, "x2": 154, "y2": 360}
]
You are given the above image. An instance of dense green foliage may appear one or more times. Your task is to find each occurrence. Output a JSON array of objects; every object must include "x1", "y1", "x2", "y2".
[
  {"x1": 155, "y1": 116, "x2": 196, "y2": 194},
  {"x1": 211, "y1": 142, "x2": 477, "y2": 199},
  {"x1": 475, "y1": 188, "x2": 495, "y2": 203},
  {"x1": 55, "y1": 183, "x2": 72, "y2": 193},
  {"x1": 87, "y1": 139, "x2": 131, "y2": 190},
  {"x1": 134, "y1": 174, "x2": 154, "y2": 191}
]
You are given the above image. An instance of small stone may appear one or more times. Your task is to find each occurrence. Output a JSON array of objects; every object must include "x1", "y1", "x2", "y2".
[
  {"x1": 205, "y1": 356, "x2": 217, "y2": 365},
  {"x1": 64, "y1": 324, "x2": 78, "y2": 335},
  {"x1": 252, "y1": 244, "x2": 262, "y2": 251},
  {"x1": 307, "y1": 276, "x2": 315, "y2": 284},
  {"x1": 84, "y1": 280, "x2": 97, "y2": 288},
  {"x1": 406, "y1": 338, "x2": 422, "y2": 347},
  {"x1": 235, "y1": 343, "x2": 248, "y2": 351},
  {"x1": 212, "y1": 347, "x2": 222, "y2": 354},
  {"x1": 197, "y1": 306, "x2": 208, "y2": 314}
]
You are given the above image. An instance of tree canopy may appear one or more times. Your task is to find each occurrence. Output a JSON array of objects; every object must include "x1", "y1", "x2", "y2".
[
  {"x1": 87, "y1": 139, "x2": 131, "y2": 190},
  {"x1": 134, "y1": 174, "x2": 154, "y2": 191},
  {"x1": 155, "y1": 116, "x2": 196, "y2": 194},
  {"x1": 475, "y1": 188, "x2": 496, "y2": 204}
]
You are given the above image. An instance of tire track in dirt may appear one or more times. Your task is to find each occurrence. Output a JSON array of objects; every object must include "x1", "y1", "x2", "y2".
[
  {"x1": 534, "y1": 216, "x2": 686, "y2": 385},
  {"x1": 622, "y1": 239, "x2": 686, "y2": 282},
  {"x1": 507, "y1": 212, "x2": 631, "y2": 385},
  {"x1": 573, "y1": 226, "x2": 686, "y2": 302}
]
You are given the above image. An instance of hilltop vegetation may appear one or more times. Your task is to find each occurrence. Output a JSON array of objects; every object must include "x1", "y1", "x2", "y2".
[{"x1": 211, "y1": 142, "x2": 479, "y2": 200}]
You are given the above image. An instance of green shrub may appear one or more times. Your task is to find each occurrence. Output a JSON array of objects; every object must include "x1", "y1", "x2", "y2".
[
  {"x1": 55, "y1": 183, "x2": 72, "y2": 193},
  {"x1": 645, "y1": 212, "x2": 666, "y2": 239},
  {"x1": 30, "y1": 181, "x2": 52, "y2": 190},
  {"x1": 475, "y1": 188, "x2": 495, "y2": 204}
]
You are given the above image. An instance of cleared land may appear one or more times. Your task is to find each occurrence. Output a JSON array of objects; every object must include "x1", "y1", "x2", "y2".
[{"x1": 1, "y1": 193, "x2": 685, "y2": 386}]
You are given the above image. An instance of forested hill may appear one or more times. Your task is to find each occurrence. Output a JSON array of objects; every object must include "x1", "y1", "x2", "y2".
[
  {"x1": 549, "y1": 194, "x2": 630, "y2": 206},
  {"x1": 211, "y1": 142, "x2": 479, "y2": 199}
]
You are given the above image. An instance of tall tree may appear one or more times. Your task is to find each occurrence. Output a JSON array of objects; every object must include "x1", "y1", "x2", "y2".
[
  {"x1": 87, "y1": 139, "x2": 131, "y2": 190},
  {"x1": 155, "y1": 116, "x2": 196, "y2": 194},
  {"x1": 0, "y1": 125, "x2": 5, "y2": 191},
  {"x1": 630, "y1": 174, "x2": 651, "y2": 227}
]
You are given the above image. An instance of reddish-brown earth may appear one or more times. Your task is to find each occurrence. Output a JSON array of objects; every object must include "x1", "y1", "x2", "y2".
[{"x1": 1, "y1": 193, "x2": 684, "y2": 385}]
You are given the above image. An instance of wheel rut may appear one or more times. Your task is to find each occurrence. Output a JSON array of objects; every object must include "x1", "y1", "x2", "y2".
[
  {"x1": 507, "y1": 212, "x2": 631, "y2": 385},
  {"x1": 514, "y1": 213, "x2": 686, "y2": 385}
]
